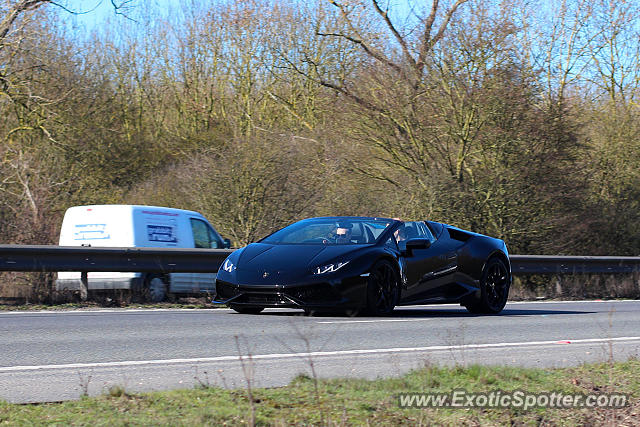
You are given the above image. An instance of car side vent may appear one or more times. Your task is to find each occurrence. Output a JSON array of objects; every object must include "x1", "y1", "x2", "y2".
[{"x1": 447, "y1": 227, "x2": 473, "y2": 242}]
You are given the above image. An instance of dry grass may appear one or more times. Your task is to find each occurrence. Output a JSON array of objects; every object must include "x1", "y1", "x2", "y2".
[{"x1": 2, "y1": 360, "x2": 639, "y2": 426}]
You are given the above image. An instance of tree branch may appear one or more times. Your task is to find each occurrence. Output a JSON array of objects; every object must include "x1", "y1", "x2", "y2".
[
  {"x1": 0, "y1": 0, "x2": 50, "y2": 47},
  {"x1": 317, "y1": 31, "x2": 402, "y2": 74},
  {"x1": 417, "y1": 0, "x2": 470, "y2": 74},
  {"x1": 371, "y1": 0, "x2": 417, "y2": 70},
  {"x1": 417, "y1": 0, "x2": 440, "y2": 71},
  {"x1": 325, "y1": 0, "x2": 403, "y2": 75},
  {"x1": 316, "y1": 77, "x2": 384, "y2": 113}
]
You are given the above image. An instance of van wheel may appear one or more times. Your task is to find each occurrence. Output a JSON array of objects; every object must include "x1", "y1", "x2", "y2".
[{"x1": 145, "y1": 275, "x2": 167, "y2": 303}]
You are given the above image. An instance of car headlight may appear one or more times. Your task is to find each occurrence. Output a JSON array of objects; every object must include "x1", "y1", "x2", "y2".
[
  {"x1": 222, "y1": 258, "x2": 236, "y2": 273},
  {"x1": 313, "y1": 261, "x2": 349, "y2": 275}
]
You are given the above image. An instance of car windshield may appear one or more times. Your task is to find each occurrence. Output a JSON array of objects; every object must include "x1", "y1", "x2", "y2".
[{"x1": 261, "y1": 218, "x2": 392, "y2": 245}]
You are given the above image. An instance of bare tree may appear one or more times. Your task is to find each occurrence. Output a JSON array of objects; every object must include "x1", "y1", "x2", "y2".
[
  {"x1": 0, "y1": 0, "x2": 140, "y2": 240},
  {"x1": 126, "y1": 131, "x2": 334, "y2": 246},
  {"x1": 587, "y1": 0, "x2": 640, "y2": 105},
  {"x1": 313, "y1": 0, "x2": 470, "y2": 101},
  {"x1": 534, "y1": 0, "x2": 597, "y2": 106}
]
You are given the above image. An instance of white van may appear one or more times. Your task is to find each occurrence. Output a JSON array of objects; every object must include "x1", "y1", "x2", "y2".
[{"x1": 56, "y1": 205, "x2": 230, "y2": 301}]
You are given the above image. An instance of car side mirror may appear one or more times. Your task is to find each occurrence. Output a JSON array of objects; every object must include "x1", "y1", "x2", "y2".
[
  {"x1": 402, "y1": 238, "x2": 431, "y2": 256},
  {"x1": 406, "y1": 238, "x2": 431, "y2": 250},
  {"x1": 223, "y1": 238, "x2": 231, "y2": 249}
]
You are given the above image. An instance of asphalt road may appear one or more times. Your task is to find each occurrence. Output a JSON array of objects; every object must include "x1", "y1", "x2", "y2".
[{"x1": 1, "y1": 300, "x2": 640, "y2": 403}]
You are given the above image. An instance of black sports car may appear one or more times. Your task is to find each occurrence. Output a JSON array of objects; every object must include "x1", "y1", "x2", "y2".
[{"x1": 214, "y1": 217, "x2": 511, "y2": 315}]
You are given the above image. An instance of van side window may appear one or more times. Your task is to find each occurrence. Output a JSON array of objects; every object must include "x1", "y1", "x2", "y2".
[
  {"x1": 207, "y1": 225, "x2": 224, "y2": 249},
  {"x1": 190, "y1": 218, "x2": 223, "y2": 248}
]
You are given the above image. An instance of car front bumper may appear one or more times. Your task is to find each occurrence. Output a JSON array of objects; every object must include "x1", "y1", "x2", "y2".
[{"x1": 213, "y1": 275, "x2": 369, "y2": 309}]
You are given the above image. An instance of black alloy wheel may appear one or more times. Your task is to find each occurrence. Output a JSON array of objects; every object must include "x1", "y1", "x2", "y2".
[
  {"x1": 366, "y1": 260, "x2": 399, "y2": 316},
  {"x1": 465, "y1": 257, "x2": 510, "y2": 314}
]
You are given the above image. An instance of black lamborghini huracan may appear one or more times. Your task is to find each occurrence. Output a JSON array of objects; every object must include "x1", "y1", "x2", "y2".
[{"x1": 214, "y1": 217, "x2": 511, "y2": 315}]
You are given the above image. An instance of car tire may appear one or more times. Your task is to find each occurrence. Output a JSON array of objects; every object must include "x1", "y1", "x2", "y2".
[
  {"x1": 229, "y1": 305, "x2": 264, "y2": 314},
  {"x1": 365, "y1": 260, "x2": 399, "y2": 316},
  {"x1": 464, "y1": 257, "x2": 510, "y2": 314},
  {"x1": 145, "y1": 274, "x2": 168, "y2": 303}
]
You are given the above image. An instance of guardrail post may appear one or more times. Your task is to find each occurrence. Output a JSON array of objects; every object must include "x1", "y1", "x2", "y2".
[
  {"x1": 80, "y1": 271, "x2": 88, "y2": 301},
  {"x1": 554, "y1": 274, "x2": 562, "y2": 297}
]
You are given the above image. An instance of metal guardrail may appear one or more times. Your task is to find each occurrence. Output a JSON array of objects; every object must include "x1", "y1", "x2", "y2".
[
  {"x1": 509, "y1": 255, "x2": 640, "y2": 275},
  {"x1": 0, "y1": 245, "x2": 233, "y2": 273},
  {"x1": 0, "y1": 245, "x2": 638, "y2": 275}
]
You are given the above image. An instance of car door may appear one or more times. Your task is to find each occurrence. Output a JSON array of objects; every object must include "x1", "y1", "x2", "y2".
[{"x1": 400, "y1": 221, "x2": 458, "y2": 303}]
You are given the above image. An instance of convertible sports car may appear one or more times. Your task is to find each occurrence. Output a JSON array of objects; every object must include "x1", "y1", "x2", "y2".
[{"x1": 214, "y1": 217, "x2": 511, "y2": 315}]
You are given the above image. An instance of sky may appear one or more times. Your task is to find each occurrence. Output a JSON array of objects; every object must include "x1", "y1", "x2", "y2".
[
  {"x1": 56, "y1": 0, "x2": 175, "y2": 32},
  {"x1": 59, "y1": 0, "x2": 137, "y2": 27},
  {"x1": 55, "y1": 0, "x2": 417, "y2": 33}
]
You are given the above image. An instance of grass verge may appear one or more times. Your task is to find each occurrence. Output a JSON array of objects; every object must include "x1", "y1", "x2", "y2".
[{"x1": 1, "y1": 360, "x2": 639, "y2": 426}]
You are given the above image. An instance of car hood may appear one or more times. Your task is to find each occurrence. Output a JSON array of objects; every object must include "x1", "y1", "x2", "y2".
[{"x1": 235, "y1": 242, "x2": 366, "y2": 282}]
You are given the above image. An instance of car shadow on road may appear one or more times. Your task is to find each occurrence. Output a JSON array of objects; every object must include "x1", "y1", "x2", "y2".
[
  {"x1": 386, "y1": 308, "x2": 596, "y2": 318},
  {"x1": 255, "y1": 307, "x2": 596, "y2": 318}
]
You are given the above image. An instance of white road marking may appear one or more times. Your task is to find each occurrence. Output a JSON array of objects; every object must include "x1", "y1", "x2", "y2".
[
  {"x1": 403, "y1": 300, "x2": 639, "y2": 309},
  {"x1": 2, "y1": 336, "x2": 639, "y2": 373},
  {"x1": 317, "y1": 319, "x2": 432, "y2": 324},
  {"x1": 0, "y1": 308, "x2": 232, "y2": 315}
]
